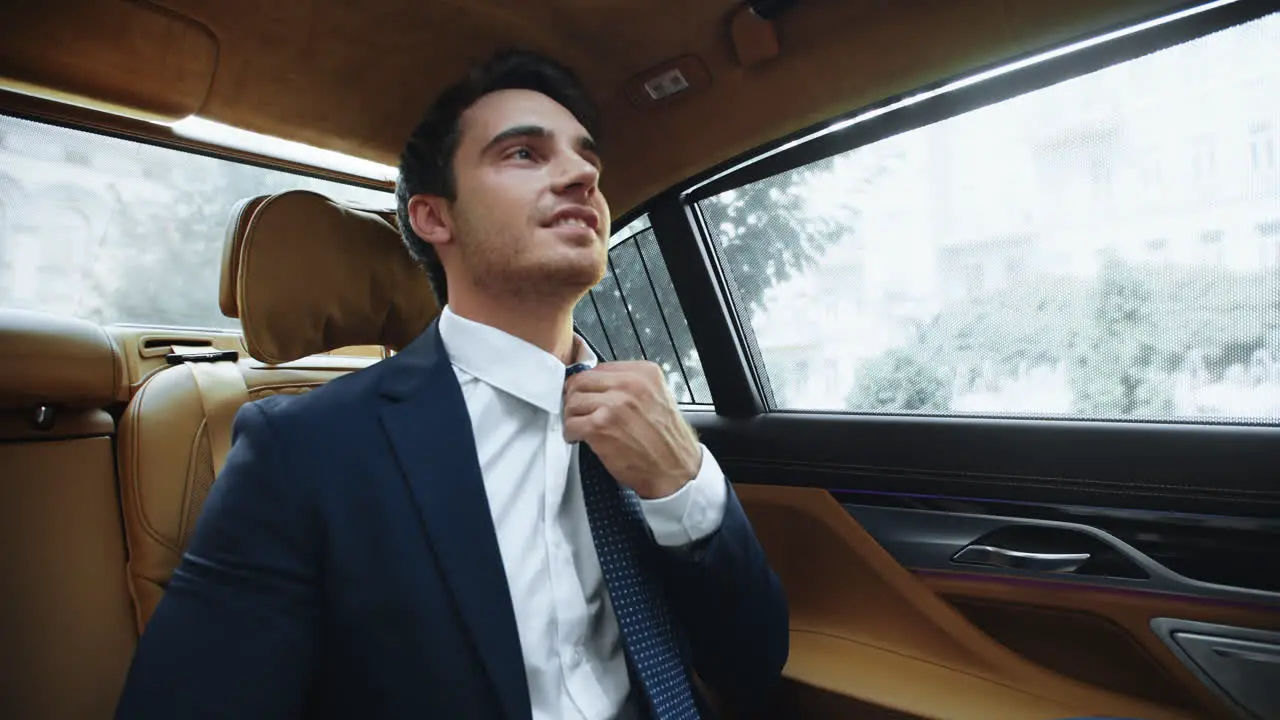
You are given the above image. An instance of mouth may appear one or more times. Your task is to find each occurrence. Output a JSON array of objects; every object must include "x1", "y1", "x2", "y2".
[{"x1": 545, "y1": 206, "x2": 601, "y2": 233}]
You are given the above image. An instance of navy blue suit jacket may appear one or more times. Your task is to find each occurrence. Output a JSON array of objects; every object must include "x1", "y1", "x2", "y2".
[{"x1": 116, "y1": 322, "x2": 789, "y2": 719}]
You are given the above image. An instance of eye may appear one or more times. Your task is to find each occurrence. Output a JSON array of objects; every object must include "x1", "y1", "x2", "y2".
[{"x1": 506, "y1": 146, "x2": 536, "y2": 162}]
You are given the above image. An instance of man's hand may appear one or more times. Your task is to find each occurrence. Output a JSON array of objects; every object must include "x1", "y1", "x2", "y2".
[{"x1": 563, "y1": 361, "x2": 701, "y2": 499}]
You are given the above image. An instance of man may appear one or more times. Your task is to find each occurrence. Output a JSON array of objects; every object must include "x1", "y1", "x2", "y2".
[{"x1": 116, "y1": 50, "x2": 788, "y2": 719}]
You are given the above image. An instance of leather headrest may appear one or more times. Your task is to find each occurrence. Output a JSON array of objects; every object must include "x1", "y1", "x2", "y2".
[
  {"x1": 0, "y1": 309, "x2": 124, "y2": 408},
  {"x1": 223, "y1": 190, "x2": 438, "y2": 364},
  {"x1": 219, "y1": 195, "x2": 269, "y2": 319}
]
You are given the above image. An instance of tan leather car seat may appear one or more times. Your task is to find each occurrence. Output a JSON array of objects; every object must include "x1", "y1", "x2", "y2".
[
  {"x1": 0, "y1": 310, "x2": 138, "y2": 720},
  {"x1": 117, "y1": 189, "x2": 438, "y2": 631}
]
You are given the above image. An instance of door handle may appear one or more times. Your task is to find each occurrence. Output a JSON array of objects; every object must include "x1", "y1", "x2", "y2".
[
  {"x1": 952, "y1": 544, "x2": 1090, "y2": 573},
  {"x1": 1211, "y1": 644, "x2": 1280, "y2": 665}
]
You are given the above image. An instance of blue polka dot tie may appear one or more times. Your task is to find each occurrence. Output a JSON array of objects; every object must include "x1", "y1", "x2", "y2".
[{"x1": 566, "y1": 363, "x2": 701, "y2": 720}]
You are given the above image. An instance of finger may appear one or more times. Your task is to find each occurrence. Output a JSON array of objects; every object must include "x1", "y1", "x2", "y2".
[
  {"x1": 563, "y1": 388, "x2": 601, "y2": 420},
  {"x1": 582, "y1": 361, "x2": 662, "y2": 381},
  {"x1": 563, "y1": 388, "x2": 623, "y2": 420},
  {"x1": 563, "y1": 411, "x2": 600, "y2": 443},
  {"x1": 564, "y1": 367, "x2": 624, "y2": 394},
  {"x1": 565, "y1": 360, "x2": 661, "y2": 393},
  {"x1": 581, "y1": 360, "x2": 649, "y2": 373}
]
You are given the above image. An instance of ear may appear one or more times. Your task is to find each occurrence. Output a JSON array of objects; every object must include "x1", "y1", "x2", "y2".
[{"x1": 406, "y1": 194, "x2": 454, "y2": 249}]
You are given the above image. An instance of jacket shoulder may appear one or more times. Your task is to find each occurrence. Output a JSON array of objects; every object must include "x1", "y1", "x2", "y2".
[{"x1": 244, "y1": 356, "x2": 392, "y2": 433}]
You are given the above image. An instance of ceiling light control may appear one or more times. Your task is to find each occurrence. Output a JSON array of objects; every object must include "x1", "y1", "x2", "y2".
[
  {"x1": 643, "y1": 69, "x2": 690, "y2": 100},
  {"x1": 625, "y1": 56, "x2": 711, "y2": 110}
]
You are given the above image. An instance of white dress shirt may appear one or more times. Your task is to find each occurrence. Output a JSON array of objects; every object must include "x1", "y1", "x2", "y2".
[{"x1": 437, "y1": 306, "x2": 728, "y2": 720}]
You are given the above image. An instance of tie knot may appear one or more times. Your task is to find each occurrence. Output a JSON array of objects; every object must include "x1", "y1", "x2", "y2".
[{"x1": 565, "y1": 363, "x2": 591, "y2": 379}]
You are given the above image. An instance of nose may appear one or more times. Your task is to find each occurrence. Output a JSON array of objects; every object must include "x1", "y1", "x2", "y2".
[{"x1": 551, "y1": 149, "x2": 599, "y2": 200}]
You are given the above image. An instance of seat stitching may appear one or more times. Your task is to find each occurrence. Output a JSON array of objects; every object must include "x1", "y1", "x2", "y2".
[
  {"x1": 173, "y1": 417, "x2": 211, "y2": 552},
  {"x1": 126, "y1": 374, "x2": 187, "y2": 555}
]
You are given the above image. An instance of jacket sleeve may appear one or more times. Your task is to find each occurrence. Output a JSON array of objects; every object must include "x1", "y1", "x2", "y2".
[
  {"x1": 115, "y1": 400, "x2": 320, "y2": 719},
  {"x1": 657, "y1": 482, "x2": 790, "y2": 713}
]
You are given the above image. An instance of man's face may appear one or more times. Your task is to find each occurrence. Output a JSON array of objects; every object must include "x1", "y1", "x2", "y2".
[{"x1": 442, "y1": 88, "x2": 610, "y2": 302}]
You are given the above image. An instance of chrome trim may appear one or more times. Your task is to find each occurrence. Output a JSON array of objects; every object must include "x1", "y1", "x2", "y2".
[{"x1": 952, "y1": 545, "x2": 1090, "y2": 573}]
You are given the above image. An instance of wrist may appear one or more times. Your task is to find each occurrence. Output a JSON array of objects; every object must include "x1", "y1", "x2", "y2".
[{"x1": 638, "y1": 444, "x2": 702, "y2": 499}]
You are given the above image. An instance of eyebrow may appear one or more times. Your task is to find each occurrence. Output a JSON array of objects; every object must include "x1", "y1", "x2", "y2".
[{"x1": 480, "y1": 124, "x2": 599, "y2": 160}]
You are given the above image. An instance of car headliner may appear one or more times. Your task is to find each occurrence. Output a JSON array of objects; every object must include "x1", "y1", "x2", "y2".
[{"x1": 1, "y1": 0, "x2": 1191, "y2": 214}]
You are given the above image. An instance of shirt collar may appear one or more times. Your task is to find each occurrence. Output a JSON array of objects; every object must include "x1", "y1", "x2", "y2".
[{"x1": 438, "y1": 305, "x2": 597, "y2": 415}]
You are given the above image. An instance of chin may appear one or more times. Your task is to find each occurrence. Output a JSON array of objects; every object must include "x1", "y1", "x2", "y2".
[
  {"x1": 554, "y1": 257, "x2": 607, "y2": 291},
  {"x1": 500, "y1": 255, "x2": 605, "y2": 301},
  {"x1": 556, "y1": 241, "x2": 606, "y2": 277}
]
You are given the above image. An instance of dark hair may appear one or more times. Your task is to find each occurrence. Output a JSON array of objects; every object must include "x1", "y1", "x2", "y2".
[{"x1": 395, "y1": 50, "x2": 600, "y2": 305}]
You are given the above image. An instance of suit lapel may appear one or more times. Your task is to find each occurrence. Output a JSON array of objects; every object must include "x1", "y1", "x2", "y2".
[{"x1": 378, "y1": 322, "x2": 530, "y2": 720}]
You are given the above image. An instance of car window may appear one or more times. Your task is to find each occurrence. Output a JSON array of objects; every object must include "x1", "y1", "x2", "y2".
[
  {"x1": 698, "y1": 11, "x2": 1280, "y2": 423},
  {"x1": 0, "y1": 115, "x2": 394, "y2": 330},
  {"x1": 574, "y1": 215, "x2": 712, "y2": 406}
]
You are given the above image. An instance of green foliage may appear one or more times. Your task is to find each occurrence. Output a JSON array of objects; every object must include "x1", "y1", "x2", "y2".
[
  {"x1": 698, "y1": 158, "x2": 846, "y2": 315},
  {"x1": 1067, "y1": 254, "x2": 1168, "y2": 416},
  {"x1": 582, "y1": 160, "x2": 854, "y2": 402},
  {"x1": 846, "y1": 348, "x2": 948, "y2": 412},
  {"x1": 903, "y1": 252, "x2": 1276, "y2": 418},
  {"x1": 917, "y1": 274, "x2": 1088, "y2": 371},
  {"x1": 1149, "y1": 264, "x2": 1279, "y2": 373}
]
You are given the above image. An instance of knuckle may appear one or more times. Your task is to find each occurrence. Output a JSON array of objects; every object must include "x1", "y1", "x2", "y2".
[
  {"x1": 621, "y1": 392, "x2": 642, "y2": 412},
  {"x1": 623, "y1": 360, "x2": 648, "y2": 375},
  {"x1": 624, "y1": 372, "x2": 647, "y2": 393}
]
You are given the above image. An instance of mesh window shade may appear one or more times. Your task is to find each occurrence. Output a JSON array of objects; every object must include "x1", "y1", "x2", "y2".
[{"x1": 574, "y1": 224, "x2": 712, "y2": 405}]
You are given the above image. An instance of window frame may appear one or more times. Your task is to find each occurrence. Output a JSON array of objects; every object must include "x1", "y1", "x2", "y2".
[{"x1": 632, "y1": 0, "x2": 1279, "y2": 421}]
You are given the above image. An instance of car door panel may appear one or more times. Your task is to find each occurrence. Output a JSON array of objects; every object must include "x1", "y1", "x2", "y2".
[
  {"x1": 689, "y1": 410, "x2": 1280, "y2": 719},
  {"x1": 731, "y1": 484, "x2": 1203, "y2": 719},
  {"x1": 686, "y1": 404, "x2": 1280, "y2": 717}
]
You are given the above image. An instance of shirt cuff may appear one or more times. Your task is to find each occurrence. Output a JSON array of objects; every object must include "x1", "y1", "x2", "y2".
[{"x1": 639, "y1": 444, "x2": 729, "y2": 547}]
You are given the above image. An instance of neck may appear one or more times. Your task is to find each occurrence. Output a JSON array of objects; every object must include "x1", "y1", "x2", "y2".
[{"x1": 447, "y1": 291, "x2": 579, "y2": 364}]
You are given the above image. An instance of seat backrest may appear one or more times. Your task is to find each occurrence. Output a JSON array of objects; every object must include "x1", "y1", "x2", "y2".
[
  {"x1": 118, "y1": 189, "x2": 438, "y2": 631},
  {"x1": 0, "y1": 309, "x2": 138, "y2": 720}
]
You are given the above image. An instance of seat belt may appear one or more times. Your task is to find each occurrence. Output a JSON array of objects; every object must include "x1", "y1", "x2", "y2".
[{"x1": 169, "y1": 345, "x2": 250, "y2": 478}]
